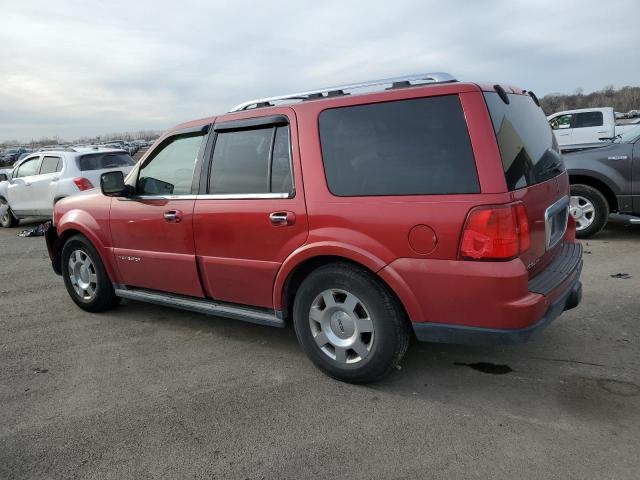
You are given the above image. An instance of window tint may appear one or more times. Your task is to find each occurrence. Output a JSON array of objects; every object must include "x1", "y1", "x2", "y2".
[
  {"x1": 484, "y1": 92, "x2": 564, "y2": 191},
  {"x1": 319, "y1": 96, "x2": 479, "y2": 196},
  {"x1": 270, "y1": 126, "x2": 293, "y2": 193},
  {"x1": 574, "y1": 111, "x2": 603, "y2": 128},
  {"x1": 549, "y1": 114, "x2": 573, "y2": 130},
  {"x1": 15, "y1": 157, "x2": 41, "y2": 178},
  {"x1": 138, "y1": 134, "x2": 204, "y2": 195},
  {"x1": 209, "y1": 127, "x2": 273, "y2": 194},
  {"x1": 39, "y1": 156, "x2": 61, "y2": 174},
  {"x1": 78, "y1": 152, "x2": 135, "y2": 171}
]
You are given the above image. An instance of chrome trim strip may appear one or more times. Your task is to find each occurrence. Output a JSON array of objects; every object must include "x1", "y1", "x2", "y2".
[
  {"x1": 114, "y1": 287, "x2": 285, "y2": 328},
  {"x1": 544, "y1": 196, "x2": 570, "y2": 250},
  {"x1": 126, "y1": 192, "x2": 292, "y2": 201},
  {"x1": 230, "y1": 72, "x2": 457, "y2": 111}
]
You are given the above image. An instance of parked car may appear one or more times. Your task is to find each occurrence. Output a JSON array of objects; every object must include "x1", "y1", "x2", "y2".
[
  {"x1": 548, "y1": 107, "x2": 639, "y2": 149},
  {"x1": 563, "y1": 124, "x2": 640, "y2": 237},
  {"x1": 44, "y1": 73, "x2": 582, "y2": 383},
  {"x1": 0, "y1": 147, "x2": 30, "y2": 167},
  {"x1": 0, "y1": 147, "x2": 135, "y2": 227}
]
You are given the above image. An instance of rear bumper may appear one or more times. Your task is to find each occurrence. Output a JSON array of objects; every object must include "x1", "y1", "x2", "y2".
[
  {"x1": 378, "y1": 242, "x2": 583, "y2": 345},
  {"x1": 412, "y1": 270, "x2": 582, "y2": 344}
]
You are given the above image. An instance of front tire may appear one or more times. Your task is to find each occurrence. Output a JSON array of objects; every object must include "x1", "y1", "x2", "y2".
[
  {"x1": 570, "y1": 184, "x2": 609, "y2": 238},
  {"x1": 61, "y1": 234, "x2": 119, "y2": 312},
  {"x1": 293, "y1": 263, "x2": 410, "y2": 384},
  {"x1": 0, "y1": 198, "x2": 19, "y2": 228}
]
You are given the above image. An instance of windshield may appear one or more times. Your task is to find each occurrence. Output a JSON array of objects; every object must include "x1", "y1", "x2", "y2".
[
  {"x1": 615, "y1": 125, "x2": 640, "y2": 143},
  {"x1": 484, "y1": 92, "x2": 565, "y2": 191}
]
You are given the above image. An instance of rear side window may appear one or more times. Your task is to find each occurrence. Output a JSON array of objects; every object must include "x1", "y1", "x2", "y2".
[
  {"x1": 78, "y1": 152, "x2": 135, "y2": 171},
  {"x1": 319, "y1": 96, "x2": 479, "y2": 196},
  {"x1": 484, "y1": 92, "x2": 564, "y2": 191},
  {"x1": 574, "y1": 111, "x2": 603, "y2": 128},
  {"x1": 39, "y1": 156, "x2": 62, "y2": 174},
  {"x1": 209, "y1": 125, "x2": 293, "y2": 194}
]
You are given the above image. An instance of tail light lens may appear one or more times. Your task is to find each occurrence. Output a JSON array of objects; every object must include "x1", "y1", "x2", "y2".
[
  {"x1": 460, "y1": 202, "x2": 530, "y2": 260},
  {"x1": 73, "y1": 177, "x2": 94, "y2": 191}
]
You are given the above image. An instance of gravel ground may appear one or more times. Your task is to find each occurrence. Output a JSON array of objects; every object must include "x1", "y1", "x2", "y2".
[{"x1": 0, "y1": 216, "x2": 639, "y2": 479}]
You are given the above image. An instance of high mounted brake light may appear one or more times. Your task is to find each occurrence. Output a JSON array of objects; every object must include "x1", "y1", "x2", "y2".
[
  {"x1": 73, "y1": 177, "x2": 94, "y2": 191},
  {"x1": 460, "y1": 202, "x2": 530, "y2": 260}
]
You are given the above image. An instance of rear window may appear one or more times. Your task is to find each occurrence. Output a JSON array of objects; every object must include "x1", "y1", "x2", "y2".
[
  {"x1": 574, "y1": 111, "x2": 603, "y2": 128},
  {"x1": 484, "y1": 92, "x2": 564, "y2": 191},
  {"x1": 77, "y1": 152, "x2": 135, "y2": 171},
  {"x1": 319, "y1": 95, "x2": 479, "y2": 196}
]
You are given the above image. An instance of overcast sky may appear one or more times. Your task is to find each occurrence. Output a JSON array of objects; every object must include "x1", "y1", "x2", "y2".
[{"x1": 1, "y1": 0, "x2": 638, "y2": 142}]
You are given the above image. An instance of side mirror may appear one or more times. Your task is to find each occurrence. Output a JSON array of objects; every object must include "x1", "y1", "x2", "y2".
[
  {"x1": 0, "y1": 173, "x2": 7, "y2": 182},
  {"x1": 100, "y1": 171, "x2": 128, "y2": 197}
]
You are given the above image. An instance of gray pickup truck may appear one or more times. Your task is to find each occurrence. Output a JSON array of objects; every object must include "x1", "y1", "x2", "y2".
[{"x1": 564, "y1": 125, "x2": 640, "y2": 237}]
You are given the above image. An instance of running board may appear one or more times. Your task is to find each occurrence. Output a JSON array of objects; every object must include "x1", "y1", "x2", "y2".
[{"x1": 114, "y1": 286, "x2": 285, "y2": 328}]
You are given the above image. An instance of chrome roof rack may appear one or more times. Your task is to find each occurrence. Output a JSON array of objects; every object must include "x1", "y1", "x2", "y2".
[{"x1": 229, "y1": 72, "x2": 457, "y2": 112}]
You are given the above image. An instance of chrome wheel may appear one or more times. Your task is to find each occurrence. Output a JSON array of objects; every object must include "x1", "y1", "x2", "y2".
[
  {"x1": 309, "y1": 289, "x2": 374, "y2": 364},
  {"x1": 68, "y1": 249, "x2": 98, "y2": 301},
  {"x1": 570, "y1": 195, "x2": 595, "y2": 231}
]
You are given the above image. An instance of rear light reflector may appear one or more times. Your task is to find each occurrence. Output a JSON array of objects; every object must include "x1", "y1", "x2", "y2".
[
  {"x1": 73, "y1": 177, "x2": 94, "y2": 191},
  {"x1": 460, "y1": 203, "x2": 530, "y2": 260}
]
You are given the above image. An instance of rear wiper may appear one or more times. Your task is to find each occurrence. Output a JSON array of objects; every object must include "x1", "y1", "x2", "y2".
[{"x1": 537, "y1": 164, "x2": 564, "y2": 177}]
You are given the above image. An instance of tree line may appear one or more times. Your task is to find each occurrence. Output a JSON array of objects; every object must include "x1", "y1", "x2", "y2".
[{"x1": 540, "y1": 85, "x2": 640, "y2": 115}]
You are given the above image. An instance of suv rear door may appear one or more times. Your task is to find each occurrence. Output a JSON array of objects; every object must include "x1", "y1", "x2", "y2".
[
  {"x1": 109, "y1": 128, "x2": 208, "y2": 297},
  {"x1": 31, "y1": 155, "x2": 63, "y2": 215},
  {"x1": 484, "y1": 91, "x2": 569, "y2": 275},
  {"x1": 193, "y1": 110, "x2": 308, "y2": 308}
]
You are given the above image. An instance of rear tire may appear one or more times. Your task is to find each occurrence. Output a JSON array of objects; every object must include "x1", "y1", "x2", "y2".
[
  {"x1": 61, "y1": 234, "x2": 119, "y2": 312},
  {"x1": 570, "y1": 184, "x2": 609, "y2": 239},
  {"x1": 292, "y1": 262, "x2": 410, "y2": 384},
  {"x1": 0, "y1": 198, "x2": 19, "y2": 228}
]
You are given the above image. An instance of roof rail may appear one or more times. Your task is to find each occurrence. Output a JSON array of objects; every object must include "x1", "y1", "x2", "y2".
[{"x1": 229, "y1": 72, "x2": 457, "y2": 112}]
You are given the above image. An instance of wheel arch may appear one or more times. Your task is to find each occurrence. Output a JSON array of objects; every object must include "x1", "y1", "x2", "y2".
[
  {"x1": 56, "y1": 217, "x2": 119, "y2": 283},
  {"x1": 569, "y1": 174, "x2": 619, "y2": 212},
  {"x1": 274, "y1": 246, "x2": 419, "y2": 326}
]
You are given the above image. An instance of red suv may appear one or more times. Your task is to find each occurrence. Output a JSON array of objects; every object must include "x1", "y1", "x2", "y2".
[{"x1": 45, "y1": 72, "x2": 582, "y2": 383}]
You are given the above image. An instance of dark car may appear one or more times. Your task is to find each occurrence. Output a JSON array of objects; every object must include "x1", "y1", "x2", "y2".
[
  {"x1": 564, "y1": 125, "x2": 640, "y2": 237},
  {"x1": 0, "y1": 148, "x2": 30, "y2": 167}
]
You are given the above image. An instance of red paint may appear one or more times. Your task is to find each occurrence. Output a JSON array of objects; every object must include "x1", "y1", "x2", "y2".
[{"x1": 50, "y1": 80, "x2": 580, "y2": 335}]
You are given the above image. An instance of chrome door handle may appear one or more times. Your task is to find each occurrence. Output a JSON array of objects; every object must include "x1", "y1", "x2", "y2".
[
  {"x1": 269, "y1": 211, "x2": 295, "y2": 226},
  {"x1": 163, "y1": 210, "x2": 183, "y2": 223},
  {"x1": 25, "y1": 182, "x2": 31, "y2": 186}
]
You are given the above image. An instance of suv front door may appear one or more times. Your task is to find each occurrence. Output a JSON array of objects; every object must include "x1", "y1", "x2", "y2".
[
  {"x1": 7, "y1": 156, "x2": 41, "y2": 214},
  {"x1": 193, "y1": 111, "x2": 308, "y2": 308},
  {"x1": 109, "y1": 127, "x2": 209, "y2": 297}
]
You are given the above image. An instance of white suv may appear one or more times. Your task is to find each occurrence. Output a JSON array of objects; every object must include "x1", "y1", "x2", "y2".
[{"x1": 0, "y1": 147, "x2": 135, "y2": 227}]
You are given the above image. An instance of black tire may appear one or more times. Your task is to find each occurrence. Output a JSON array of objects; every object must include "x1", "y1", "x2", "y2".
[
  {"x1": 292, "y1": 262, "x2": 410, "y2": 384},
  {"x1": 570, "y1": 184, "x2": 609, "y2": 239},
  {"x1": 61, "y1": 234, "x2": 119, "y2": 312},
  {"x1": 0, "y1": 198, "x2": 19, "y2": 228}
]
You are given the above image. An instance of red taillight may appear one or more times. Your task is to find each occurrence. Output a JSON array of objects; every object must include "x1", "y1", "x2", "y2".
[
  {"x1": 73, "y1": 177, "x2": 94, "y2": 191},
  {"x1": 460, "y1": 203, "x2": 530, "y2": 260}
]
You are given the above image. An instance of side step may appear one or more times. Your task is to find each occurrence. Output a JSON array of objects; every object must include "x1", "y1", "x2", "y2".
[{"x1": 114, "y1": 286, "x2": 285, "y2": 328}]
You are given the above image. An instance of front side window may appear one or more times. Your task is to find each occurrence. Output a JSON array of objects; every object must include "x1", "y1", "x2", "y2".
[
  {"x1": 549, "y1": 114, "x2": 573, "y2": 130},
  {"x1": 319, "y1": 96, "x2": 479, "y2": 196},
  {"x1": 39, "y1": 156, "x2": 62, "y2": 175},
  {"x1": 209, "y1": 125, "x2": 293, "y2": 194},
  {"x1": 574, "y1": 111, "x2": 603, "y2": 128},
  {"x1": 15, "y1": 157, "x2": 41, "y2": 178},
  {"x1": 137, "y1": 134, "x2": 204, "y2": 195}
]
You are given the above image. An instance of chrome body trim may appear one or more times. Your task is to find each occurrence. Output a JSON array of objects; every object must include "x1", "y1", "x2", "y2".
[
  {"x1": 121, "y1": 192, "x2": 292, "y2": 201},
  {"x1": 114, "y1": 286, "x2": 285, "y2": 328},
  {"x1": 545, "y1": 196, "x2": 570, "y2": 250},
  {"x1": 229, "y1": 72, "x2": 457, "y2": 112}
]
